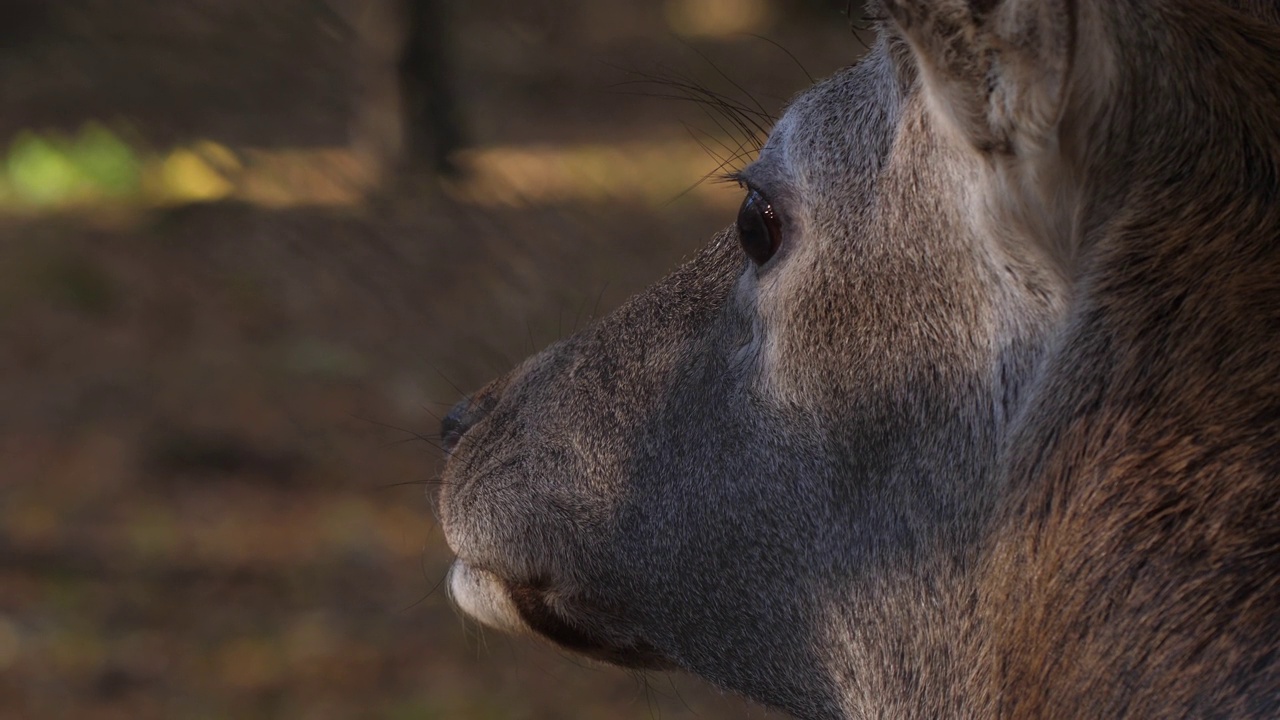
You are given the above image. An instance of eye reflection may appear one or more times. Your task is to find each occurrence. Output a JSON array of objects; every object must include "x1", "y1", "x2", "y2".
[{"x1": 736, "y1": 188, "x2": 782, "y2": 266}]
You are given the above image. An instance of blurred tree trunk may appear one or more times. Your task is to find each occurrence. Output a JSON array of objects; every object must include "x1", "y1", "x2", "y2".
[
  {"x1": 347, "y1": 0, "x2": 466, "y2": 183},
  {"x1": 398, "y1": 0, "x2": 465, "y2": 177}
]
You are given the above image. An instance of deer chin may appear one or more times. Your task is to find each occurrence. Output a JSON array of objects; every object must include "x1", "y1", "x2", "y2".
[{"x1": 448, "y1": 559, "x2": 675, "y2": 671}]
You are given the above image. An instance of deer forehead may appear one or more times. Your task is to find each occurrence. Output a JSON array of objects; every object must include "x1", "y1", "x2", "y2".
[{"x1": 752, "y1": 48, "x2": 904, "y2": 205}]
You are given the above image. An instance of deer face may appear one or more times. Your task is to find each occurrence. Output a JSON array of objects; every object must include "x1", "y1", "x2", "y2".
[{"x1": 437, "y1": 33, "x2": 1062, "y2": 718}]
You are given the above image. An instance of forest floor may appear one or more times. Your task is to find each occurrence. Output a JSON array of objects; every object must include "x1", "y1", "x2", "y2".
[{"x1": 0, "y1": 1, "x2": 862, "y2": 717}]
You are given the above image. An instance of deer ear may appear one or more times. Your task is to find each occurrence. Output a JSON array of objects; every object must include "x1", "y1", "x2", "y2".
[{"x1": 882, "y1": 0, "x2": 1074, "y2": 157}]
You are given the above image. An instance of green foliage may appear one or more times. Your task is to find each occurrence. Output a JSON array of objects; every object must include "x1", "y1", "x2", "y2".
[
  {"x1": 5, "y1": 124, "x2": 141, "y2": 205},
  {"x1": 7, "y1": 132, "x2": 83, "y2": 204},
  {"x1": 72, "y1": 123, "x2": 141, "y2": 196}
]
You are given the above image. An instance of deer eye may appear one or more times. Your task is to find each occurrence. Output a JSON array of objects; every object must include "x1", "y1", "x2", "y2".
[{"x1": 736, "y1": 188, "x2": 783, "y2": 266}]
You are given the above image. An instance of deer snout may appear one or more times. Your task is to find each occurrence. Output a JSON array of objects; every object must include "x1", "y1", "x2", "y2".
[{"x1": 439, "y1": 377, "x2": 510, "y2": 454}]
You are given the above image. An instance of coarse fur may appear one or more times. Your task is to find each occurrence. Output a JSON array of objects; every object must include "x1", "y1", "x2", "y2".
[{"x1": 434, "y1": 1, "x2": 1280, "y2": 717}]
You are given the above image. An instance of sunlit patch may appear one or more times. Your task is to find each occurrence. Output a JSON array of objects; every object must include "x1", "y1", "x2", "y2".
[
  {"x1": 664, "y1": 0, "x2": 773, "y2": 38},
  {"x1": 1, "y1": 129, "x2": 742, "y2": 215},
  {"x1": 444, "y1": 140, "x2": 742, "y2": 209},
  {"x1": 156, "y1": 146, "x2": 236, "y2": 203},
  {"x1": 0, "y1": 128, "x2": 376, "y2": 212}
]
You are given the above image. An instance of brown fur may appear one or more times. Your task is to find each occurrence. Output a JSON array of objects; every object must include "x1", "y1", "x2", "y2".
[{"x1": 978, "y1": 4, "x2": 1280, "y2": 714}]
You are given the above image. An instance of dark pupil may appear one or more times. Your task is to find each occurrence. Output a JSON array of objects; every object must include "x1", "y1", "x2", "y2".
[{"x1": 736, "y1": 189, "x2": 779, "y2": 266}]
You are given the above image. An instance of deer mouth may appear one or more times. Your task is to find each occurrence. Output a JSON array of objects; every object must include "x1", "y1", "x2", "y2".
[{"x1": 448, "y1": 559, "x2": 674, "y2": 670}]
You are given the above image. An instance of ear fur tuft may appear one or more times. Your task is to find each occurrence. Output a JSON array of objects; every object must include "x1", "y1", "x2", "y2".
[{"x1": 882, "y1": 0, "x2": 1074, "y2": 158}]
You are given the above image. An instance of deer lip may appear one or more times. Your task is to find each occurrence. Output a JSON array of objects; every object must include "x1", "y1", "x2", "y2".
[
  {"x1": 448, "y1": 560, "x2": 674, "y2": 670},
  {"x1": 447, "y1": 560, "x2": 528, "y2": 635}
]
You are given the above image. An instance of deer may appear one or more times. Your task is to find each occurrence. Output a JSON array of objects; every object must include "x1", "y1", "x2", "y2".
[{"x1": 434, "y1": 1, "x2": 1280, "y2": 717}]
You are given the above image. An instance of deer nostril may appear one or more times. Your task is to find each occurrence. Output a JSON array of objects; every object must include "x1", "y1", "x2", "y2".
[{"x1": 440, "y1": 399, "x2": 471, "y2": 454}]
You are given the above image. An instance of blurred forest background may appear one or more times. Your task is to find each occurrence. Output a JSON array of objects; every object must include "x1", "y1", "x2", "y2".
[{"x1": 0, "y1": 0, "x2": 868, "y2": 717}]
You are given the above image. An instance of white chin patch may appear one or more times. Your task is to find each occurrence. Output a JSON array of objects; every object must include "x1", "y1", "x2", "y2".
[{"x1": 448, "y1": 561, "x2": 528, "y2": 634}]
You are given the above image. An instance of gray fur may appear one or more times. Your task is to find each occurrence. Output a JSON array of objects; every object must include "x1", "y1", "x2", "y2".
[{"x1": 436, "y1": 1, "x2": 1280, "y2": 717}]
